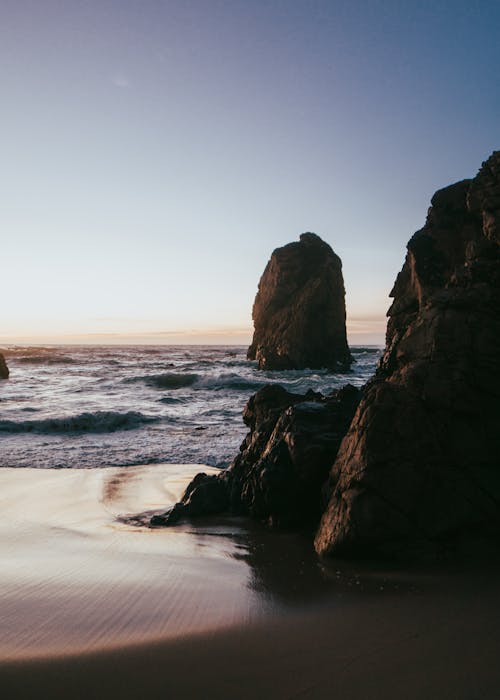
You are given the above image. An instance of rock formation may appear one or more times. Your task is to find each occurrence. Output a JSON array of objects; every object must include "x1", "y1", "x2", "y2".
[
  {"x1": 151, "y1": 383, "x2": 360, "y2": 529},
  {"x1": 152, "y1": 152, "x2": 500, "y2": 559},
  {"x1": 0, "y1": 353, "x2": 9, "y2": 379},
  {"x1": 315, "y1": 151, "x2": 500, "y2": 558},
  {"x1": 247, "y1": 233, "x2": 352, "y2": 370},
  {"x1": 150, "y1": 471, "x2": 229, "y2": 526},
  {"x1": 225, "y1": 383, "x2": 360, "y2": 527}
]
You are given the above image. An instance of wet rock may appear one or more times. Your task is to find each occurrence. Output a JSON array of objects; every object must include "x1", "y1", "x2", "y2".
[
  {"x1": 0, "y1": 353, "x2": 9, "y2": 379},
  {"x1": 248, "y1": 232, "x2": 352, "y2": 370},
  {"x1": 315, "y1": 151, "x2": 500, "y2": 559},
  {"x1": 152, "y1": 383, "x2": 361, "y2": 529},
  {"x1": 150, "y1": 473, "x2": 229, "y2": 526},
  {"x1": 227, "y1": 383, "x2": 361, "y2": 527}
]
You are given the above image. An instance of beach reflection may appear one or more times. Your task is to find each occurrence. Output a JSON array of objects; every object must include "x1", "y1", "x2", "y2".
[{"x1": 188, "y1": 514, "x2": 421, "y2": 608}]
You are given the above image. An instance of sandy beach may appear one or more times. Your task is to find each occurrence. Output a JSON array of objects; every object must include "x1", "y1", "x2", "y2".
[
  {"x1": 0, "y1": 464, "x2": 274, "y2": 660},
  {"x1": 0, "y1": 464, "x2": 499, "y2": 698}
]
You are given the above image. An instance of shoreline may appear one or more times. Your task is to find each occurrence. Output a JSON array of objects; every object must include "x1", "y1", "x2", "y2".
[
  {"x1": 1, "y1": 463, "x2": 499, "y2": 698},
  {"x1": 0, "y1": 463, "x2": 268, "y2": 660}
]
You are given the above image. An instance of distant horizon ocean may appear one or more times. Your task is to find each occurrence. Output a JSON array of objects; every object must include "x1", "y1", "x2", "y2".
[{"x1": 0, "y1": 344, "x2": 380, "y2": 469}]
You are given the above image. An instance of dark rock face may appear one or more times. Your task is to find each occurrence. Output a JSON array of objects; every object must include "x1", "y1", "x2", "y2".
[
  {"x1": 315, "y1": 152, "x2": 500, "y2": 558},
  {"x1": 150, "y1": 472, "x2": 229, "y2": 526},
  {"x1": 226, "y1": 384, "x2": 361, "y2": 527},
  {"x1": 151, "y1": 383, "x2": 360, "y2": 529},
  {"x1": 0, "y1": 353, "x2": 9, "y2": 379},
  {"x1": 248, "y1": 233, "x2": 352, "y2": 370}
]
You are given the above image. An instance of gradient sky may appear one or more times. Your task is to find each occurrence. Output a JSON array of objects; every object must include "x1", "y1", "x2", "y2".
[{"x1": 1, "y1": 0, "x2": 499, "y2": 344}]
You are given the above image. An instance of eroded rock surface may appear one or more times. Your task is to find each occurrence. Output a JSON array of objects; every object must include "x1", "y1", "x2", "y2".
[
  {"x1": 0, "y1": 353, "x2": 9, "y2": 379},
  {"x1": 151, "y1": 383, "x2": 360, "y2": 529},
  {"x1": 248, "y1": 233, "x2": 352, "y2": 370},
  {"x1": 226, "y1": 383, "x2": 360, "y2": 527},
  {"x1": 150, "y1": 472, "x2": 229, "y2": 526},
  {"x1": 315, "y1": 151, "x2": 500, "y2": 558}
]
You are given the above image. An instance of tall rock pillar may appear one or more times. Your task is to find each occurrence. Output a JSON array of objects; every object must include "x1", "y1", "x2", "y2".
[{"x1": 248, "y1": 232, "x2": 352, "y2": 370}]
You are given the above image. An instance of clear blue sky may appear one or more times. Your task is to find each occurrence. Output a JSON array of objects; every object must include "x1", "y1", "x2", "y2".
[{"x1": 1, "y1": 0, "x2": 499, "y2": 344}]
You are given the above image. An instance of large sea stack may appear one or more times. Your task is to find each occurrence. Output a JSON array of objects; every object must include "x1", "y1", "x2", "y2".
[
  {"x1": 248, "y1": 233, "x2": 352, "y2": 370},
  {"x1": 0, "y1": 353, "x2": 9, "y2": 379},
  {"x1": 315, "y1": 151, "x2": 500, "y2": 558}
]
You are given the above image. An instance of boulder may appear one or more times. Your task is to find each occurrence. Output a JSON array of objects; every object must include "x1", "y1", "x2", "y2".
[
  {"x1": 315, "y1": 151, "x2": 500, "y2": 558},
  {"x1": 151, "y1": 383, "x2": 360, "y2": 529},
  {"x1": 248, "y1": 233, "x2": 352, "y2": 370},
  {"x1": 150, "y1": 472, "x2": 229, "y2": 526},
  {"x1": 0, "y1": 353, "x2": 9, "y2": 379},
  {"x1": 225, "y1": 383, "x2": 361, "y2": 527}
]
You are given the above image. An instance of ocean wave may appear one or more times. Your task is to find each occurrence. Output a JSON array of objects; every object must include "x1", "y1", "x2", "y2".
[
  {"x1": 222, "y1": 359, "x2": 254, "y2": 369},
  {"x1": 351, "y1": 347, "x2": 383, "y2": 355},
  {"x1": 0, "y1": 411, "x2": 160, "y2": 434},
  {"x1": 194, "y1": 373, "x2": 265, "y2": 392},
  {"x1": 125, "y1": 373, "x2": 199, "y2": 390},
  {"x1": 16, "y1": 355, "x2": 77, "y2": 365}
]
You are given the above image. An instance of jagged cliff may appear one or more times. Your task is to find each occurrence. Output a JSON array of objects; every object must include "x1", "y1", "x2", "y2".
[
  {"x1": 315, "y1": 151, "x2": 500, "y2": 557},
  {"x1": 248, "y1": 233, "x2": 352, "y2": 370}
]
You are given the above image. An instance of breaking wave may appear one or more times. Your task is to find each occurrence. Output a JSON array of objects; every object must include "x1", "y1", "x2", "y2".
[
  {"x1": 0, "y1": 411, "x2": 160, "y2": 434},
  {"x1": 0, "y1": 344, "x2": 381, "y2": 468}
]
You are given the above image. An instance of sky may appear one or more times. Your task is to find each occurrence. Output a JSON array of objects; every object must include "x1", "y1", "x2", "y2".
[{"x1": 1, "y1": 0, "x2": 499, "y2": 345}]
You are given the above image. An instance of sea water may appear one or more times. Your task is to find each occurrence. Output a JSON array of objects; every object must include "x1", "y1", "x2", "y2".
[{"x1": 0, "y1": 345, "x2": 380, "y2": 469}]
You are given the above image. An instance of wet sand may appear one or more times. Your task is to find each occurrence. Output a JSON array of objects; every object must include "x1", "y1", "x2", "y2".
[
  {"x1": 0, "y1": 465, "x2": 499, "y2": 698},
  {"x1": 0, "y1": 464, "x2": 271, "y2": 659}
]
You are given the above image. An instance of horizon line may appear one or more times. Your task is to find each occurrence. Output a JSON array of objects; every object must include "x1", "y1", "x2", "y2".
[{"x1": 0, "y1": 317, "x2": 387, "y2": 345}]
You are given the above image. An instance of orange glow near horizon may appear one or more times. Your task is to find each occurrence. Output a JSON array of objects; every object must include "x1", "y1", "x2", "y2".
[{"x1": 0, "y1": 315, "x2": 386, "y2": 347}]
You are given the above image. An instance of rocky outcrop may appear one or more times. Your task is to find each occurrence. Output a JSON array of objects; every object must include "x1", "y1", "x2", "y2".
[
  {"x1": 226, "y1": 383, "x2": 361, "y2": 527},
  {"x1": 248, "y1": 233, "x2": 352, "y2": 370},
  {"x1": 151, "y1": 383, "x2": 361, "y2": 529},
  {"x1": 0, "y1": 353, "x2": 9, "y2": 379},
  {"x1": 150, "y1": 472, "x2": 229, "y2": 526},
  {"x1": 315, "y1": 152, "x2": 500, "y2": 558}
]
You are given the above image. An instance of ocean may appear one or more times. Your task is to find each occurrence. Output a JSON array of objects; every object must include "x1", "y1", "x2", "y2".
[{"x1": 0, "y1": 345, "x2": 380, "y2": 469}]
